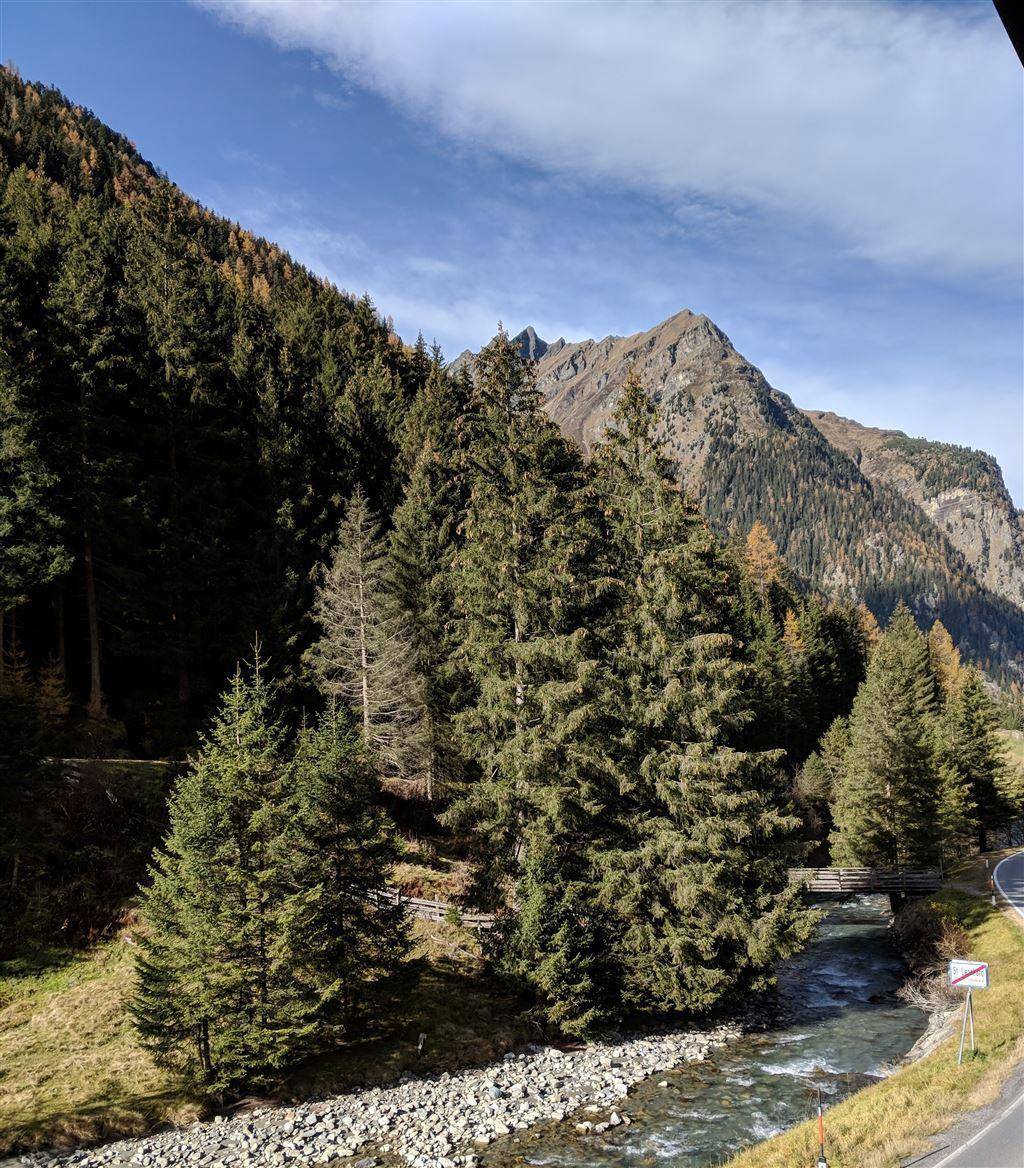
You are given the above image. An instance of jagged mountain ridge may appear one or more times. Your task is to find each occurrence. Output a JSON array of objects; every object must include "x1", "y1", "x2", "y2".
[{"x1": 455, "y1": 313, "x2": 1024, "y2": 678}]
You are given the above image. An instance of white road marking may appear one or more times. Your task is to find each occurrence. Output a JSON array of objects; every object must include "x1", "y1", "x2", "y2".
[
  {"x1": 993, "y1": 851, "x2": 1024, "y2": 922},
  {"x1": 924, "y1": 1092, "x2": 1024, "y2": 1168}
]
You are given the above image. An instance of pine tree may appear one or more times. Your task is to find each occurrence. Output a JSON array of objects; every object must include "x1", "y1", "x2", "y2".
[
  {"x1": 934, "y1": 669, "x2": 1007, "y2": 850},
  {"x1": 929, "y1": 620, "x2": 968, "y2": 703},
  {"x1": 133, "y1": 655, "x2": 311, "y2": 1090},
  {"x1": 306, "y1": 489, "x2": 428, "y2": 795},
  {"x1": 591, "y1": 373, "x2": 812, "y2": 1015},
  {"x1": 277, "y1": 709, "x2": 407, "y2": 1038},
  {"x1": 35, "y1": 656, "x2": 72, "y2": 753},
  {"x1": 389, "y1": 356, "x2": 470, "y2": 799},
  {"x1": 830, "y1": 602, "x2": 940, "y2": 866},
  {"x1": 857, "y1": 603, "x2": 882, "y2": 652},
  {"x1": 934, "y1": 759, "x2": 978, "y2": 861},
  {"x1": 744, "y1": 521, "x2": 783, "y2": 601},
  {"x1": 449, "y1": 329, "x2": 615, "y2": 1034},
  {"x1": 0, "y1": 177, "x2": 70, "y2": 687}
]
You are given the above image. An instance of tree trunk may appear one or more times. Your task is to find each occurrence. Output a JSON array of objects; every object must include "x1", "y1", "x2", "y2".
[
  {"x1": 357, "y1": 575, "x2": 371, "y2": 742},
  {"x1": 167, "y1": 413, "x2": 190, "y2": 706},
  {"x1": 0, "y1": 607, "x2": 5, "y2": 690},
  {"x1": 55, "y1": 589, "x2": 66, "y2": 676},
  {"x1": 83, "y1": 530, "x2": 103, "y2": 719}
]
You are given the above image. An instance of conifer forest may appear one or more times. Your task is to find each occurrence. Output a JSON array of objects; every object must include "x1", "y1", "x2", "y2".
[{"x1": 1, "y1": 63, "x2": 1023, "y2": 1124}]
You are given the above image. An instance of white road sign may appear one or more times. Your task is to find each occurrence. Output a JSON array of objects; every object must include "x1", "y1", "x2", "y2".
[{"x1": 948, "y1": 959, "x2": 989, "y2": 989}]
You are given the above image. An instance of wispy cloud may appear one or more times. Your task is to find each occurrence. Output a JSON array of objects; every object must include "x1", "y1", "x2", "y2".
[{"x1": 196, "y1": 0, "x2": 1021, "y2": 283}]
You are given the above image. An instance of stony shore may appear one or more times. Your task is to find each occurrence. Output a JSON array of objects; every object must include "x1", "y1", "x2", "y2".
[{"x1": 7, "y1": 1023, "x2": 741, "y2": 1168}]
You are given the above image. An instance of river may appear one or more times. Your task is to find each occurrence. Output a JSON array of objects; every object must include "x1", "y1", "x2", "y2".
[{"x1": 488, "y1": 896, "x2": 928, "y2": 1168}]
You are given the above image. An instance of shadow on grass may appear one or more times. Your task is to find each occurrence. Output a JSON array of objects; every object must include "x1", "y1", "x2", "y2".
[
  {"x1": 285, "y1": 952, "x2": 535, "y2": 1102},
  {"x1": 2, "y1": 1082, "x2": 203, "y2": 1155}
]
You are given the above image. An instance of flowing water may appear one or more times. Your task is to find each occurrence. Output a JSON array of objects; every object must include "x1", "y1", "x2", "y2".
[{"x1": 492, "y1": 897, "x2": 928, "y2": 1167}]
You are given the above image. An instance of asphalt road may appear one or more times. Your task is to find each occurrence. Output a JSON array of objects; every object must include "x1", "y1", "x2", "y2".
[
  {"x1": 911, "y1": 851, "x2": 1024, "y2": 1168},
  {"x1": 994, "y1": 849, "x2": 1024, "y2": 923}
]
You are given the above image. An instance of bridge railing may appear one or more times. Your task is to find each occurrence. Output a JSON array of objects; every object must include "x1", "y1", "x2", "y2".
[{"x1": 787, "y1": 867, "x2": 941, "y2": 893}]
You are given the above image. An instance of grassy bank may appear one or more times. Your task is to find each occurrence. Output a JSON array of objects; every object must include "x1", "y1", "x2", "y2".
[
  {"x1": 0, "y1": 920, "x2": 529, "y2": 1157},
  {"x1": 723, "y1": 888, "x2": 1024, "y2": 1168},
  {"x1": 0, "y1": 941, "x2": 195, "y2": 1154},
  {"x1": 998, "y1": 728, "x2": 1024, "y2": 776}
]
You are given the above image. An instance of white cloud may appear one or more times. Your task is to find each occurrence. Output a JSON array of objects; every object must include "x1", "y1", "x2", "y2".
[{"x1": 196, "y1": 0, "x2": 1021, "y2": 281}]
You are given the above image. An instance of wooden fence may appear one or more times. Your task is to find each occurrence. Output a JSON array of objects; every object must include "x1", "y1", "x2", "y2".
[
  {"x1": 378, "y1": 888, "x2": 496, "y2": 931},
  {"x1": 787, "y1": 867, "x2": 941, "y2": 894}
]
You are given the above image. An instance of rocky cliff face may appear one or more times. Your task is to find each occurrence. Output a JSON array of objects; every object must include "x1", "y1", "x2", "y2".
[
  {"x1": 453, "y1": 312, "x2": 1024, "y2": 678},
  {"x1": 805, "y1": 411, "x2": 1024, "y2": 611},
  {"x1": 531, "y1": 309, "x2": 807, "y2": 479}
]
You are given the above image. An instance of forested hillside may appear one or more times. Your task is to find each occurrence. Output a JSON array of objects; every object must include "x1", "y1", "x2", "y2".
[
  {"x1": 0, "y1": 66, "x2": 423, "y2": 751},
  {"x1": 475, "y1": 315, "x2": 1024, "y2": 681},
  {"x1": 805, "y1": 410, "x2": 1024, "y2": 610}
]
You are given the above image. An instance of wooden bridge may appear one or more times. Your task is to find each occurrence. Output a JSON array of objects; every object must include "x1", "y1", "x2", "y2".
[
  {"x1": 787, "y1": 867, "x2": 941, "y2": 894},
  {"x1": 380, "y1": 867, "x2": 944, "y2": 931}
]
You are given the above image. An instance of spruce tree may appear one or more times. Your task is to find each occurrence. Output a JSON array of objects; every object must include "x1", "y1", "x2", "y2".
[
  {"x1": 830, "y1": 602, "x2": 940, "y2": 867},
  {"x1": 934, "y1": 669, "x2": 1007, "y2": 850},
  {"x1": 591, "y1": 373, "x2": 812, "y2": 1015},
  {"x1": 0, "y1": 180, "x2": 70, "y2": 683},
  {"x1": 133, "y1": 655, "x2": 310, "y2": 1091},
  {"x1": 389, "y1": 356, "x2": 470, "y2": 799},
  {"x1": 449, "y1": 329, "x2": 615, "y2": 1034},
  {"x1": 306, "y1": 489, "x2": 428, "y2": 795},
  {"x1": 277, "y1": 709, "x2": 407, "y2": 1037}
]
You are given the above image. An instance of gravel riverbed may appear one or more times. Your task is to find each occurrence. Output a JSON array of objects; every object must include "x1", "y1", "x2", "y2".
[{"x1": 5, "y1": 1024, "x2": 741, "y2": 1168}]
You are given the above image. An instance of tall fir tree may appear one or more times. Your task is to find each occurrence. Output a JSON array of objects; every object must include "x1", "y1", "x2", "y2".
[
  {"x1": 389, "y1": 355, "x2": 470, "y2": 800},
  {"x1": 933, "y1": 669, "x2": 1008, "y2": 850},
  {"x1": 306, "y1": 489, "x2": 428, "y2": 795},
  {"x1": 830, "y1": 602, "x2": 940, "y2": 866},
  {"x1": 0, "y1": 173, "x2": 70, "y2": 687},
  {"x1": 449, "y1": 329, "x2": 615, "y2": 1034},
  {"x1": 277, "y1": 709, "x2": 407, "y2": 1037},
  {"x1": 133, "y1": 655, "x2": 311, "y2": 1091},
  {"x1": 591, "y1": 373, "x2": 812, "y2": 1015}
]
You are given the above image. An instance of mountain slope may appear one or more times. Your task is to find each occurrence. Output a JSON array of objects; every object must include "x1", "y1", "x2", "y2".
[
  {"x1": 472, "y1": 313, "x2": 1024, "y2": 679},
  {"x1": 0, "y1": 66, "x2": 421, "y2": 746},
  {"x1": 804, "y1": 411, "x2": 1024, "y2": 611}
]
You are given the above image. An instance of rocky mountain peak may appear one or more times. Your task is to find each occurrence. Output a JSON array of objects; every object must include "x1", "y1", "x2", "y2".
[{"x1": 513, "y1": 325, "x2": 548, "y2": 361}]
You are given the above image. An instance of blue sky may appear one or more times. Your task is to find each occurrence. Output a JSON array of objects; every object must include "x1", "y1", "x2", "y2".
[{"x1": 4, "y1": 0, "x2": 1022, "y2": 501}]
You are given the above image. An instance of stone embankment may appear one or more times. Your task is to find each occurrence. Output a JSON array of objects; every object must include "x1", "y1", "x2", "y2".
[{"x1": 10, "y1": 1024, "x2": 740, "y2": 1168}]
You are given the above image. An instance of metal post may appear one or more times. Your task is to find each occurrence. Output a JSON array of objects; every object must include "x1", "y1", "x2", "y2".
[
  {"x1": 816, "y1": 1087, "x2": 827, "y2": 1168},
  {"x1": 968, "y1": 989, "x2": 975, "y2": 1056},
  {"x1": 958, "y1": 988, "x2": 974, "y2": 1065}
]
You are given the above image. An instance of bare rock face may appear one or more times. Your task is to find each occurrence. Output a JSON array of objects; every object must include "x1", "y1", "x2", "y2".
[
  {"x1": 452, "y1": 310, "x2": 1024, "y2": 677},
  {"x1": 805, "y1": 411, "x2": 1024, "y2": 611},
  {"x1": 531, "y1": 308, "x2": 804, "y2": 485}
]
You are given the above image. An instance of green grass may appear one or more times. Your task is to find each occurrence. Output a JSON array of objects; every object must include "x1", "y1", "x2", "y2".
[
  {"x1": 997, "y1": 728, "x2": 1024, "y2": 774},
  {"x1": 0, "y1": 919, "x2": 530, "y2": 1157},
  {"x1": 723, "y1": 889, "x2": 1024, "y2": 1168},
  {"x1": 0, "y1": 940, "x2": 200, "y2": 1155}
]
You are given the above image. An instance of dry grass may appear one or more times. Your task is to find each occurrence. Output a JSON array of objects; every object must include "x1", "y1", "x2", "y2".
[
  {"x1": 0, "y1": 941, "x2": 200, "y2": 1155},
  {"x1": 997, "y1": 728, "x2": 1024, "y2": 775},
  {"x1": 0, "y1": 919, "x2": 530, "y2": 1157},
  {"x1": 392, "y1": 844, "x2": 475, "y2": 903},
  {"x1": 723, "y1": 890, "x2": 1024, "y2": 1168}
]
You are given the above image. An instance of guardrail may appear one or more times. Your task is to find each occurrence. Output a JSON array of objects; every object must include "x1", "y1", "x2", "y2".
[{"x1": 787, "y1": 867, "x2": 941, "y2": 893}]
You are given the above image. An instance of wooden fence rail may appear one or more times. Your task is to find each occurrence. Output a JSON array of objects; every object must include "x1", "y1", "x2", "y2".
[
  {"x1": 787, "y1": 867, "x2": 941, "y2": 894},
  {"x1": 377, "y1": 888, "x2": 496, "y2": 931}
]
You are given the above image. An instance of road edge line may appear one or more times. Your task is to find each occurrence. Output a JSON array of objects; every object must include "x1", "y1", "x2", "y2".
[
  {"x1": 924, "y1": 1093, "x2": 1024, "y2": 1168},
  {"x1": 993, "y1": 851, "x2": 1024, "y2": 922}
]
